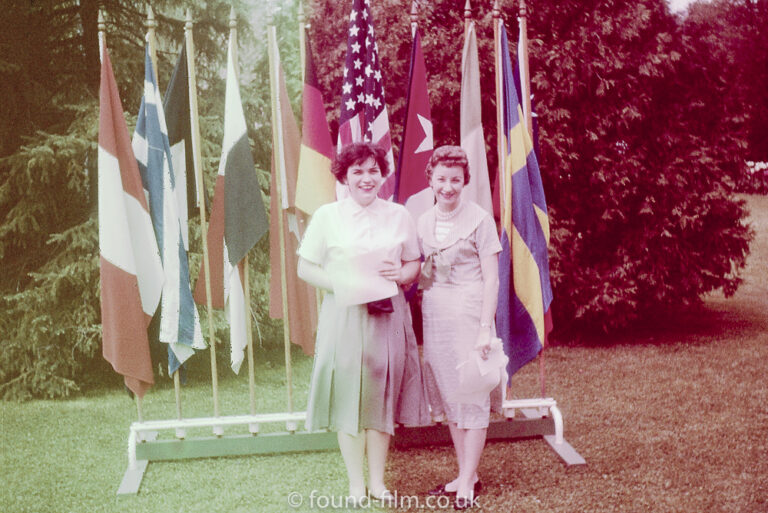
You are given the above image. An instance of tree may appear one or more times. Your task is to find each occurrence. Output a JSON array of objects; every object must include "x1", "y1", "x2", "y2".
[
  {"x1": 683, "y1": 0, "x2": 768, "y2": 191},
  {"x1": 306, "y1": 0, "x2": 752, "y2": 334},
  {"x1": 0, "y1": 0, "x2": 301, "y2": 399}
]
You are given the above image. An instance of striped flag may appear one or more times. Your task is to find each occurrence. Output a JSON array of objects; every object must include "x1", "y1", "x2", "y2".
[
  {"x1": 496, "y1": 24, "x2": 553, "y2": 377},
  {"x1": 133, "y1": 48, "x2": 205, "y2": 376},
  {"x1": 295, "y1": 29, "x2": 336, "y2": 216},
  {"x1": 394, "y1": 28, "x2": 433, "y2": 206},
  {"x1": 98, "y1": 43, "x2": 163, "y2": 398},
  {"x1": 460, "y1": 21, "x2": 493, "y2": 215},
  {"x1": 337, "y1": 0, "x2": 395, "y2": 198},
  {"x1": 163, "y1": 44, "x2": 207, "y2": 249},
  {"x1": 267, "y1": 28, "x2": 318, "y2": 355},
  {"x1": 193, "y1": 33, "x2": 268, "y2": 374}
]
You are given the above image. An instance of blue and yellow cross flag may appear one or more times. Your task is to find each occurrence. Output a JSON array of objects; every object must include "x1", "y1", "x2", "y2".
[{"x1": 496, "y1": 24, "x2": 554, "y2": 378}]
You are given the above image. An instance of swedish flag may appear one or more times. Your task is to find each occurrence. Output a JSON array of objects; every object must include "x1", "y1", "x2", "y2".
[{"x1": 496, "y1": 25, "x2": 553, "y2": 377}]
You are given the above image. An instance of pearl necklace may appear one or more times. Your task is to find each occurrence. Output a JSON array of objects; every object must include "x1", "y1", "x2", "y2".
[{"x1": 435, "y1": 202, "x2": 462, "y2": 220}]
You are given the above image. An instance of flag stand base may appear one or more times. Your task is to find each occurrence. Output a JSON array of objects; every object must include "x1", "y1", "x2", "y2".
[
  {"x1": 117, "y1": 399, "x2": 583, "y2": 495},
  {"x1": 395, "y1": 398, "x2": 585, "y2": 466}
]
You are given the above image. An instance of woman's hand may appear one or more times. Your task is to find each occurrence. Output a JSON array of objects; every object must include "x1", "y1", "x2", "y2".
[
  {"x1": 379, "y1": 259, "x2": 421, "y2": 285},
  {"x1": 474, "y1": 326, "x2": 492, "y2": 360},
  {"x1": 379, "y1": 260, "x2": 403, "y2": 283}
]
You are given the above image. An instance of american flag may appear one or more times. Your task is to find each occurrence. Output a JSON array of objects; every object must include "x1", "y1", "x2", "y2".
[{"x1": 338, "y1": 0, "x2": 395, "y2": 198}]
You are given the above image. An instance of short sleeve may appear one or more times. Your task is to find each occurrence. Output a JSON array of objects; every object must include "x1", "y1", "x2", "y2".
[
  {"x1": 401, "y1": 209, "x2": 421, "y2": 262},
  {"x1": 475, "y1": 215, "x2": 502, "y2": 258},
  {"x1": 297, "y1": 205, "x2": 329, "y2": 264}
]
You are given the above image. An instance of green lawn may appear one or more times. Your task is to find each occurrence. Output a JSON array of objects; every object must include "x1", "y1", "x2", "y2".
[{"x1": 2, "y1": 195, "x2": 767, "y2": 512}]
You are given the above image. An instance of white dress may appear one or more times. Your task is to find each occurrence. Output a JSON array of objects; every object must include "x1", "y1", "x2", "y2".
[{"x1": 299, "y1": 197, "x2": 430, "y2": 435}]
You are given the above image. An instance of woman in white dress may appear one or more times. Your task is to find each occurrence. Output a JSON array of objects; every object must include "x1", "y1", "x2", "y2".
[
  {"x1": 297, "y1": 142, "x2": 430, "y2": 504},
  {"x1": 417, "y1": 146, "x2": 502, "y2": 509}
]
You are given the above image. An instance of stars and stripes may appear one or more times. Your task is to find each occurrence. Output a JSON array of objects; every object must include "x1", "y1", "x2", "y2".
[
  {"x1": 133, "y1": 47, "x2": 205, "y2": 376},
  {"x1": 338, "y1": 0, "x2": 395, "y2": 197}
]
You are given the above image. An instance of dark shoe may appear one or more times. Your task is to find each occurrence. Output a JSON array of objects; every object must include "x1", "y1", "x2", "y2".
[
  {"x1": 473, "y1": 480, "x2": 482, "y2": 496},
  {"x1": 427, "y1": 483, "x2": 455, "y2": 496}
]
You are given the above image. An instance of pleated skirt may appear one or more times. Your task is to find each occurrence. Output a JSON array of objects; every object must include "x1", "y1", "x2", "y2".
[{"x1": 305, "y1": 289, "x2": 430, "y2": 435}]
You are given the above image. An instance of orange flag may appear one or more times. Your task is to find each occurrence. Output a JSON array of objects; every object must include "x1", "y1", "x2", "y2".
[{"x1": 268, "y1": 31, "x2": 318, "y2": 355}]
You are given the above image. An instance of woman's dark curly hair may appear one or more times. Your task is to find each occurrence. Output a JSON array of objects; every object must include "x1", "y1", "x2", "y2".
[{"x1": 331, "y1": 142, "x2": 390, "y2": 183}]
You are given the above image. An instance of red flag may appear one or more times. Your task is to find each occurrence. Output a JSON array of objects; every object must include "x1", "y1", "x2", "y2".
[
  {"x1": 268, "y1": 29, "x2": 319, "y2": 355},
  {"x1": 98, "y1": 43, "x2": 163, "y2": 398},
  {"x1": 395, "y1": 29, "x2": 433, "y2": 206},
  {"x1": 295, "y1": 30, "x2": 336, "y2": 216}
]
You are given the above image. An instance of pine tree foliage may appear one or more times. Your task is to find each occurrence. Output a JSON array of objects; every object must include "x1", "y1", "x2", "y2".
[{"x1": 0, "y1": 0, "x2": 300, "y2": 399}]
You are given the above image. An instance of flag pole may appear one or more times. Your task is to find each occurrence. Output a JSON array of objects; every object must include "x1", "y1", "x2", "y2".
[
  {"x1": 517, "y1": 0, "x2": 546, "y2": 399},
  {"x1": 493, "y1": 0, "x2": 505, "y2": 225},
  {"x1": 227, "y1": 8, "x2": 258, "y2": 417},
  {"x1": 519, "y1": 0, "x2": 533, "y2": 139},
  {"x1": 146, "y1": 4, "x2": 184, "y2": 422},
  {"x1": 267, "y1": 21, "x2": 295, "y2": 416},
  {"x1": 299, "y1": 1, "x2": 306, "y2": 83},
  {"x1": 464, "y1": 0, "x2": 472, "y2": 36},
  {"x1": 186, "y1": 9, "x2": 221, "y2": 419}
]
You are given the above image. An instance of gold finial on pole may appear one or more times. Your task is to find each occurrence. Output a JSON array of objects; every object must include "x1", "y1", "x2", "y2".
[
  {"x1": 410, "y1": 1, "x2": 419, "y2": 36},
  {"x1": 493, "y1": 0, "x2": 501, "y2": 19},
  {"x1": 229, "y1": 5, "x2": 237, "y2": 30},
  {"x1": 229, "y1": 7, "x2": 238, "y2": 82},
  {"x1": 464, "y1": 0, "x2": 472, "y2": 35},
  {"x1": 98, "y1": 10, "x2": 106, "y2": 57},
  {"x1": 146, "y1": 5, "x2": 159, "y2": 84}
]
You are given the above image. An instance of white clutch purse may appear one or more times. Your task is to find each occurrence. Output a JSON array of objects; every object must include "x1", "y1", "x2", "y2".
[{"x1": 454, "y1": 337, "x2": 509, "y2": 405}]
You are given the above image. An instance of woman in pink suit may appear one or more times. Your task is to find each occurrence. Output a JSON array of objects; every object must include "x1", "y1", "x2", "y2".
[{"x1": 417, "y1": 146, "x2": 503, "y2": 510}]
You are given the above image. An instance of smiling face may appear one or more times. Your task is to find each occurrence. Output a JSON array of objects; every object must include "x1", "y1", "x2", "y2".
[
  {"x1": 429, "y1": 164, "x2": 465, "y2": 212},
  {"x1": 345, "y1": 157, "x2": 384, "y2": 207}
]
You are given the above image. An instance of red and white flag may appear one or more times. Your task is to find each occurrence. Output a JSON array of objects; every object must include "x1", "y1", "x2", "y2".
[
  {"x1": 98, "y1": 43, "x2": 163, "y2": 398},
  {"x1": 396, "y1": 28, "x2": 434, "y2": 220}
]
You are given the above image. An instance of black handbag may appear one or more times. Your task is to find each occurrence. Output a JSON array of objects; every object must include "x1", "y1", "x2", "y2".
[{"x1": 366, "y1": 297, "x2": 394, "y2": 315}]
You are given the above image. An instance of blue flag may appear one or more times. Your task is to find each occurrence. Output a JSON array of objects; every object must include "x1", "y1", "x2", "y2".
[
  {"x1": 496, "y1": 24, "x2": 553, "y2": 377},
  {"x1": 133, "y1": 48, "x2": 204, "y2": 375}
]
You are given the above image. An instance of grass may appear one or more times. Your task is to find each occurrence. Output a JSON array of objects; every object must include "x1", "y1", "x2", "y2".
[{"x1": 2, "y1": 195, "x2": 767, "y2": 512}]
